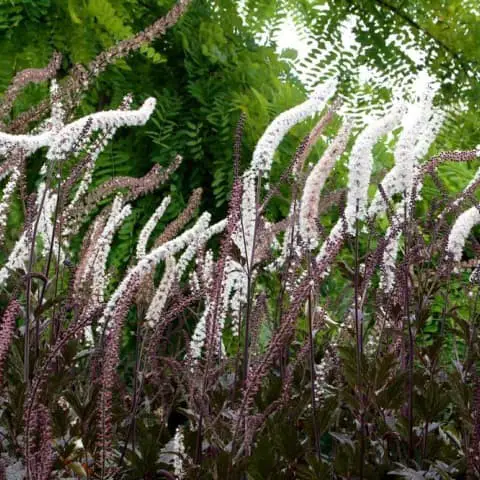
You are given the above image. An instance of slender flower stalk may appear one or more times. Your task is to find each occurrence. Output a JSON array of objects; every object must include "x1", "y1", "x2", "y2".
[
  {"x1": 299, "y1": 125, "x2": 350, "y2": 249},
  {"x1": 137, "y1": 196, "x2": 171, "y2": 259},
  {"x1": 97, "y1": 274, "x2": 140, "y2": 476}
]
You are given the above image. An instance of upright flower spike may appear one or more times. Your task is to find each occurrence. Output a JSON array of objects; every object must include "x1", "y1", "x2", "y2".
[
  {"x1": 251, "y1": 79, "x2": 338, "y2": 176},
  {"x1": 447, "y1": 206, "x2": 480, "y2": 262},
  {"x1": 145, "y1": 256, "x2": 177, "y2": 328},
  {"x1": 379, "y1": 226, "x2": 402, "y2": 292},
  {"x1": 136, "y1": 196, "x2": 171, "y2": 259},
  {"x1": 369, "y1": 76, "x2": 443, "y2": 217},
  {"x1": 0, "y1": 300, "x2": 20, "y2": 386},
  {"x1": 37, "y1": 183, "x2": 62, "y2": 258},
  {"x1": 371, "y1": 75, "x2": 444, "y2": 292},
  {"x1": 189, "y1": 250, "x2": 215, "y2": 360},
  {"x1": 232, "y1": 171, "x2": 257, "y2": 263},
  {"x1": 343, "y1": 103, "x2": 406, "y2": 233},
  {"x1": 0, "y1": 182, "x2": 62, "y2": 287},
  {"x1": 221, "y1": 257, "x2": 248, "y2": 337},
  {"x1": 234, "y1": 79, "x2": 337, "y2": 263},
  {"x1": 0, "y1": 168, "x2": 20, "y2": 240},
  {"x1": 299, "y1": 125, "x2": 350, "y2": 249},
  {"x1": 90, "y1": 196, "x2": 132, "y2": 303},
  {"x1": 190, "y1": 303, "x2": 210, "y2": 359}
]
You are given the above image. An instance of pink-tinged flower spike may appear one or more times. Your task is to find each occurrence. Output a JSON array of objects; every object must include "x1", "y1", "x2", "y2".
[
  {"x1": 447, "y1": 206, "x2": 480, "y2": 262},
  {"x1": 299, "y1": 125, "x2": 350, "y2": 249},
  {"x1": 136, "y1": 196, "x2": 171, "y2": 259},
  {"x1": 375, "y1": 76, "x2": 443, "y2": 292},
  {"x1": 344, "y1": 103, "x2": 406, "y2": 233},
  {"x1": 0, "y1": 51, "x2": 62, "y2": 124},
  {"x1": 99, "y1": 212, "x2": 212, "y2": 332},
  {"x1": 0, "y1": 97, "x2": 156, "y2": 159},
  {"x1": 251, "y1": 79, "x2": 337, "y2": 176},
  {"x1": 0, "y1": 300, "x2": 20, "y2": 387},
  {"x1": 451, "y1": 149, "x2": 480, "y2": 211},
  {"x1": 97, "y1": 273, "x2": 140, "y2": 476},
  {"x1": 25, "y1": 402, "x2": 55, "y2": 480}
]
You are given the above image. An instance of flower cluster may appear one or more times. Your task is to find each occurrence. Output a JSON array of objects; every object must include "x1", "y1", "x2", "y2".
[
  {"x1": 90, "y1": 195, "x2": 132, "y2": 303},
  {"x1": 299, "y1": 125, "x2": 350, "y2": 249},
  {"x1": 137, "y1": 196, "x2": 171, "y2": 259},
  {"x1": 369, "y1": 77, "x2": 443, "y2": 217},
  {"x1": 251, "y1": 79, "x2": 337, "y2": 175},
  {"x1": 447, "y1": 206, "x2": 480, "y2": 262},
  {"x1": 344, "y1": 104, "x2": 406, "y2": 232},
  {"x1": 1, "y1": 29, "x2": 480, "y2": 477}
]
